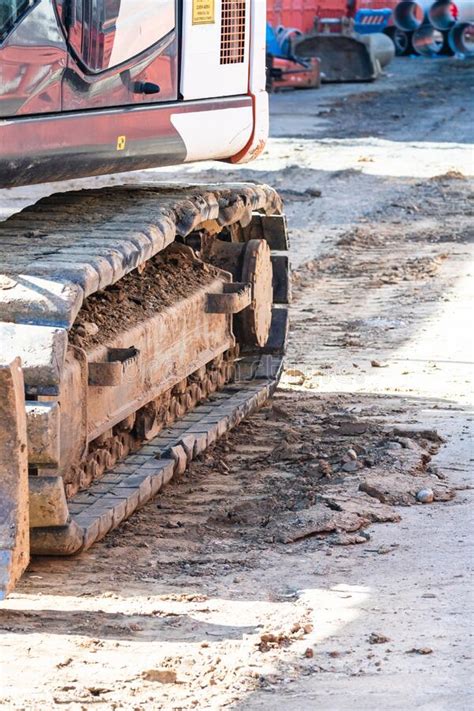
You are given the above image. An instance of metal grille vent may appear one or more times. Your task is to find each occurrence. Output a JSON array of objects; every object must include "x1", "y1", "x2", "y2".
[{"x1": 220, "y1": 0, "x2": 246, "y2": 65}]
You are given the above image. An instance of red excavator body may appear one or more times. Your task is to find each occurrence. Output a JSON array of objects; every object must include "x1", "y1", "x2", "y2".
[{"x1": 0, "y1": 0, "x2": 268, "y2": 187}]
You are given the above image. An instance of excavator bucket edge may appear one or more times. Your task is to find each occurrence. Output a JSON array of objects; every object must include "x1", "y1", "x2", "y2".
[{"x1": 295, "y1": 32, "x2": 395, "y2": 83}]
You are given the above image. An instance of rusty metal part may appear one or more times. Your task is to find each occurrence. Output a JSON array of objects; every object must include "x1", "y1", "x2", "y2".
[
  {"x1": 0, "y1": 184, "x2": 282, "y2": 331},
  {"x1": 0, "y1": 359, "x2": 29, "y2": 600},
  {"x1": 47, "y1": 248, "x2": 238, "y2": 492},
  {"x1": 88, "y1": 348, "x2": 140, "y2": 387},
  {"x1": 64, "y1": 346, "x2": 238, "y2": 499},
  {"x1": 242, "y1": 214, "x2": 289, "y2": 250},
  {"x1": 29, "y1": 476, "x2": 69, "y2": 528},
  {"x1": 204, "y1": 239, "x2": 245, "y2": 278},
  {"x1": 205, "y1": 236, "x2": 278, "y2": 349},
  {"x1": 206, "y1": 283, "x2": 252, "y2": 314},
  {"x1": 236, "y1": 240, "x2": 274, "y2": 348},
  {"x1": 25, "y1": 402, "x2": 60, "y2": 467}
]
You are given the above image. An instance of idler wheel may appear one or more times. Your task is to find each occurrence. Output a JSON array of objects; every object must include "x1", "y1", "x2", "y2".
[{"x1": 237, "y1": 239, "x2": 273, "y2": 348}]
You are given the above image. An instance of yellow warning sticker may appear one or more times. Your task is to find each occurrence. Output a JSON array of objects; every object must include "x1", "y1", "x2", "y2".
[
  {"x1": 116, "y1": 135, "x2": 126, "y2": 151},
  {"x1": 192, "y1": 0, "x2": 215, "y2": 25}
]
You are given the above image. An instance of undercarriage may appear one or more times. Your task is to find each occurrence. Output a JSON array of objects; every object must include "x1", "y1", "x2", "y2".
[{"x1": 0, "y1": 183, "x2": 289, "y2": 596}]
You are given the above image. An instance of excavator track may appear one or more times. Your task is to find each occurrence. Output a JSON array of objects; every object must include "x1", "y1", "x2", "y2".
[
  {"x1": 0, "y1": 183, "x2": 289, "y2": 597},
  {"x1": 32, "y1": 350, "x2": 283, "y2": 556}
]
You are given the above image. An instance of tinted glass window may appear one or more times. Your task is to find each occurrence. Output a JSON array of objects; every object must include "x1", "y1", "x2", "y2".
[
  {"x1": 0, "y1": 0, "x2": 35, "y2": 42},
  {"x1": 107, "y1": 0, "x2": 175, "y2": 69},
  {"x1": 68, "y1": 0, "x2": 175, "y2": 73}
]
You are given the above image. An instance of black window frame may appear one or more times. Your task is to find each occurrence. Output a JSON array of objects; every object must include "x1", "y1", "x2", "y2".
[{"x1": 59, "y1": 0, "x2": 176, "y2": 76}]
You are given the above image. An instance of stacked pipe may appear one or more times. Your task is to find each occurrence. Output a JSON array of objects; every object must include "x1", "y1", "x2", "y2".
[{"x1": 391, "y1": 1, "x2": 474, "y2": 56}]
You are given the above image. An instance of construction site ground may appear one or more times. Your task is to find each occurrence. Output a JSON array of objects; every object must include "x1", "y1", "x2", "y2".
[{"x1": 0, "y1": 57, "x2": 473, "y2": 709}]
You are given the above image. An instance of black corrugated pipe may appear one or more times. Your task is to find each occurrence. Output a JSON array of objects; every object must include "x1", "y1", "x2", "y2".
[
  {"x1": 385, "y1": 26, "x2": 414, "y2": 55},
  {"x1": 394, "y1": 1, "x2": 432, "y2": 31},
  {"x1": 412, "y1": 22, "x2": 445, "y2": 55},
  {"x1": 448, "y1": 22, "x2": 474, "y2": 56}
]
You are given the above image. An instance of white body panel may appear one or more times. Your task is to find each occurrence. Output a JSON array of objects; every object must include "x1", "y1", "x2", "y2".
[
  {"x1": 177, "y1": 0, "x2": 269, "y2": 165},
  {"x1": 248, "y1": 0, "x2": 266, "y2": 94},
  {"x1": 232, "y1": 0, "x2": 268, "y2": 163},
  {"x1": 180, "y1": 0, "x2": 250, "y2": 100},
  {"x1": 171, "y1": 105, "x2": 253, "y2": 161}
]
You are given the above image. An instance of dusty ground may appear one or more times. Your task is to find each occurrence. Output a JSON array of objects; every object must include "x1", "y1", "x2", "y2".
[{"x1": 0, "y1": 58, "x2": 473, "y2": 709}]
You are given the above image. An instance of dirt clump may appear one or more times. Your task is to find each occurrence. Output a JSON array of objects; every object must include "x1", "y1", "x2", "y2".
[{"x1": 70, "y1": 245, "x2": 220, "y2": 348}]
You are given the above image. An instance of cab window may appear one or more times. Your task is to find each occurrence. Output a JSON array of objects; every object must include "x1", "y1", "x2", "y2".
[
  {"x1": 64, "y1": 0, "x2": 175, "y2": 74},
  {"x1": 0, "y1": 0, "x2": 36, "y2": 43}
]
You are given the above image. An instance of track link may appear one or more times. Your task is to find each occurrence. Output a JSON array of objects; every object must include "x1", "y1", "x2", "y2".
[
  {"x1": 31, "y1": 353, "x2": 283, "y2": 555},
  {"x1": 65, "y1": 345, "x2": 240, "y2": 499}
]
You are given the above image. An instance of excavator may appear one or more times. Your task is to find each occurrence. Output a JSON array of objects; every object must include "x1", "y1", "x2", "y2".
[{"x1": 0, "y1": 0, "x2": 289, "y2": 597}]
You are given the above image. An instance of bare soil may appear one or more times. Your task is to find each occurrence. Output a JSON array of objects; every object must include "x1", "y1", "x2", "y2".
[
  {"x1": 0, "y1": 57, "x2": 472, "y2": 710},
  {"x1": 71, "y1": 246, "x2": 220, "y2": 348}
]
